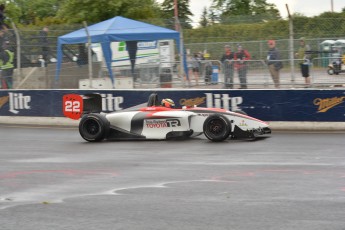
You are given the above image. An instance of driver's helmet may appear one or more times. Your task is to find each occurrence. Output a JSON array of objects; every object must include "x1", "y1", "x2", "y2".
[{"x1": 161, "y1": 98, "x2": 175, "y2": 108}]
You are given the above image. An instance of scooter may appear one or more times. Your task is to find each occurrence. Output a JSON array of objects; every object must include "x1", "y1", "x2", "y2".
[{"x1": 327, "y1": 59, "x2": 345, "y2": 75}]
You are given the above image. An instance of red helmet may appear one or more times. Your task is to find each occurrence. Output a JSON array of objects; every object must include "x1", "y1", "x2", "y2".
[{"x1": 161, "y1": 98, "x2": 175, "y2": 108}]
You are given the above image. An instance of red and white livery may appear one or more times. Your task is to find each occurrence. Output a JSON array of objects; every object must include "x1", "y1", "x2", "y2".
[{"x1": 64, "y1": 93, "x2": 271, "y2": 142}]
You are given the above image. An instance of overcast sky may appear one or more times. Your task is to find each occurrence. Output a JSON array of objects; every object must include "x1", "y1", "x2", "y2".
[{"x1": 157, "y1": 0, "x2": 345, "y2": 26}]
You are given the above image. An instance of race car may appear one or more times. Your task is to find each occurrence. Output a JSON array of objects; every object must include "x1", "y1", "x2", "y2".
[{"x1": 64, "y1": 93, "x2": 271, "y2": 142}]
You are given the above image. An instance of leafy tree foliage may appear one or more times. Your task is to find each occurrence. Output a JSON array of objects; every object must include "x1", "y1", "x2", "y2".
[
  {"x1": 161, "y1": 0, "x2": 193, "y2": 29},
  {"x1": 0, "y1": 0, "x2": 63, "y2": 24},
  {"x1": 57, "y1": 0, "x2": 161, "y2": 24},
  {"x1": 1, "y1": 0, "x2": 344, "y2": 47},
  {"x1": 212, "y1": 0, "x2": 281, "y2": 23},
  {"x1": 199, "y1": 7, "x2": 209, "y2": 28}
]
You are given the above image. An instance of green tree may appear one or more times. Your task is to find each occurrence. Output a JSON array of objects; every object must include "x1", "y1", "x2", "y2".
[
  {"x1": 208, "y1": 8, "x2": 219, "y2": 25},
  {"x1": 198, "y1": 7, "x2": 220, "y2": 28},
  {"x1": 212, "y1": 0, "x2": 281, "y2": 23},
  {"x1": 199, "y1": 7, "x2": 209, "y2": 28},
  {"x1": 161, "y1": 0, "x2": 193, "y2": 29},
  {"x1": 0, "y1": 0, "x2": 63, "y2": 24},
  {"x1": 57, "y1": 0, "x2": 162, "y2": 24}
]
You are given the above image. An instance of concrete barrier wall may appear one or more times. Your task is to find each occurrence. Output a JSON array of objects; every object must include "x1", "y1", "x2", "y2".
[{"x1": 0, "y1": 89, "x2": 345, "y2": 122}]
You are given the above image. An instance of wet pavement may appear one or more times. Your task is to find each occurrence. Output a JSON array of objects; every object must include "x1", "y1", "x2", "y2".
[{"x1": 0, "y1": 125, "x2": 345, "y2": 230}]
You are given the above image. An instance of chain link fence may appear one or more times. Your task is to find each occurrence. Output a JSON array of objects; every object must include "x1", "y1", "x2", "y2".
[{"x1": 2, "y1": 17, "x2": 345, "y2": 89}]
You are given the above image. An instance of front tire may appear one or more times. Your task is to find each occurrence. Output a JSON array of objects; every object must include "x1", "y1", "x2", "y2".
[
  {"x1": 203, "y1": 114, "x2": 231, "y2": 142},
  {"x1": 79, "y1": 113, "x2": 109, "y2": 142}
]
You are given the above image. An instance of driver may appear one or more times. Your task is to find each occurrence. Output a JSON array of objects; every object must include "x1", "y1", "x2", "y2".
[{"x1": 161, "y1": 98, "x2": 175, "y2": 108}]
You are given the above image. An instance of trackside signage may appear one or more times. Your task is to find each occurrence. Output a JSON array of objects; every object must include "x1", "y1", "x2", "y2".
[{"x1": 0, "y1": 90, "x2": 345, "y2": 121}]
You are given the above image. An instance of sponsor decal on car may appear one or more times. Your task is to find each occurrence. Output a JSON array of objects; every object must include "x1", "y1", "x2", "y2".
[
  {"x1": 197, "y1": 113, "x2": 210, "y2": 117},
  {"x1": 145, "y1": 119, "x2": 181, "y2": 128},
  {"x1": 239, "y1": 120, "x2": 248, "y2": 126},
  {"x1": 63, "y1": 94, "x2": 83, "y2": 120}
]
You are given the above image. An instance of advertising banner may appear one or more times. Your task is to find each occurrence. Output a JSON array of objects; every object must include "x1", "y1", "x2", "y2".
[{"x1": 0, "y1": 89, "x2": 345, "y2": 121}]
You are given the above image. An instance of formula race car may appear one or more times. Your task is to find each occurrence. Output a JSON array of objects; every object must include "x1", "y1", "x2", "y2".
[{"x1": 63, "y1": 93, "x2": 271, "y2": 142}]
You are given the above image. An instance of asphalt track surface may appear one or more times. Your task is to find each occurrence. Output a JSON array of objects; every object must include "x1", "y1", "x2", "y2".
[{"x1": 0, "y1": 125, "x2": 345, "y2": 230}]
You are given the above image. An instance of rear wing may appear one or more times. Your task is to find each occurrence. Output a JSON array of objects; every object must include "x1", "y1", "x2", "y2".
[{"x1": 63, "y1": 94, "x2": 102, "y2": 120}]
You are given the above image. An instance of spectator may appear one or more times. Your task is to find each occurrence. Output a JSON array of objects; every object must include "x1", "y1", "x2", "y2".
[
  {"x1": 0, "y1": 5, "x2": 12, "y2": 52},
  {"x1": 1, "y1": 24, "x2": 15, "y2": 52},
  {"x1": 39, "y1": 26, "x2": 49, "y2": 66},
  {"x1": 187, "y1": 53, "x2": 201, "y2": 85},
  {"x1": 204, "y1": 53, "x2": 213, "y2": 84},
  {"x1": 267, "y1": 40, "x2": 283, "y2": 88},
  {"x1": 77, "y1": 44, "x2": 88, "y2": 66},
  {"x1": 0, "y1": 49, "x2": 14, "y2": 89},
  {"x1": 295, "y1": 37, "x2": 311, "y2": 87},
  {"x1": 234, "y1": 44, "x2": 251, "y2": 89},
  {"x1": 220, "y1": 45, "x2": 234, "y2": 88},
  {"x1": 197, "y1": 52, "x2": 205, "y2": 79}
]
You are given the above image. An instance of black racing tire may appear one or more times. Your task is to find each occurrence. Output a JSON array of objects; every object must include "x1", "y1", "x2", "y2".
[
  {"x1": 79, "y1": 113, "x2": 109, "y2": 142},
  {"x1": 203, "y1": 114, "x2": 231, "y2": 142}
]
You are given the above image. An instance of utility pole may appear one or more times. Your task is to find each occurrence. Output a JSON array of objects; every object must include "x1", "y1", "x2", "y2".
[
  {"x1": 174, "y1": 0, "x2": 187, "y2": 86},
  {"x1": 174, "y1": 0, "x2": 179, "y2": 31},
  {"x1": 286, "y1": 4, "x2": 295, "y2": 87}
]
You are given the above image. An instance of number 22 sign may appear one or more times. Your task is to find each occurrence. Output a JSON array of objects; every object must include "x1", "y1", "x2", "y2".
[{"x1": 63, "y1": 94, "x2": 83, "y2": 120}]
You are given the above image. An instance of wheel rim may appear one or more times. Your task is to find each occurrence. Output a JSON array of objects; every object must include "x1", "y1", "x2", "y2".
[
  {"x1": 84, "y1": 119, "x2": 100, "y2": 136},
  {"x1": 208, "y1": 119, "x2": 225, "y2": 136}
]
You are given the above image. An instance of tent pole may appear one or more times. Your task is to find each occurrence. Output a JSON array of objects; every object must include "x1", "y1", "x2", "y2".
[{"x1": 83, "y1": 21, "x2": 93, "y2": 89}]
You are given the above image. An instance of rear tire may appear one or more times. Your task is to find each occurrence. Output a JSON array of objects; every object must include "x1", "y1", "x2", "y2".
[
  {"x1": 203, "y1": 114, "x2": 231, "y2": 142},
  {"x1": 79, "y1": 114, "x2": 109, "y2": 142}
]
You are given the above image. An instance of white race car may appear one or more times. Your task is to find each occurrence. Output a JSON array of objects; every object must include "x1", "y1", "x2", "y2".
[{"x1": 65, "y1": 93, "x2": 271, "y2": 142}]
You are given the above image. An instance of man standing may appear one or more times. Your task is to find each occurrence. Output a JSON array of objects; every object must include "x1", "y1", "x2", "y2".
[
  {"x1": 0, "y1": 49, "x2": 14, "y2": 89},
  {"x1": 296, "y1": 37, "x2": 311, "y2": 87},
  {"x1": 234, "y1": 45, "x2": 251, "y2": 89},
  {"x1": 267, "y1": 40, "x2": 282, "y2": 88},
  {"x1": 220, "y1": 45, "x2": 234, "y2": 88},
  {"x1": 39, "y1": 26, "x2": 49, "y2": 66}
]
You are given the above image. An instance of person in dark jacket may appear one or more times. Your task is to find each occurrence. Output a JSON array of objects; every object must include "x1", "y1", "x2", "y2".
[
  {"x1": 234, "y1": 44, "x2": 251, "y2": 89},
  {"x1": 220, "y1": 45, "x2": 234, "y2": 88},
  {"x1": 267, "y1": 40, "x2": 282, "y2": 88},
  {"x1": 39, "y1": 26, "x2": 49, "y2": 66}
]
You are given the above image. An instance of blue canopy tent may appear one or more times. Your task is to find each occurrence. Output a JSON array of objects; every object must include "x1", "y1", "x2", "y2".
[{"x1": 55, "y1": 16, "x2": 181, "y2": 87}]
